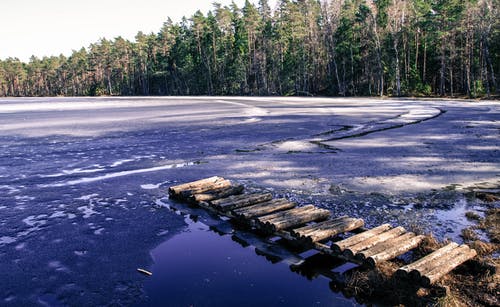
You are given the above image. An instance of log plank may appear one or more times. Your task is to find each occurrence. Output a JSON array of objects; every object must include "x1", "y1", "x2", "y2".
[
  {"x1": 233, "y1": 199, "x2": 296, "y2": 219},
  {"x1": 342, "y1": 226, "x2": 406, "y2": 258},
  {"x1": 257, "y1": 205, "x2": 316, "y2": 223},
  {"x1": 394, "y1": 242, "x2": 460, "y2": 280},
  {"x1": 189, "y1": 184, "x2": 244, "y2": 203},
  {"x1": 291, "y1": 216, "x2": 350, "y2": 236},
  {"x1": 421, "y1": 246, "x2": 477, "y2": 286},
  {"x1": 168, "y1": 176, "x2": 224, "y2": 196},
  {"x1": 265, "y1": 208, "x2": 331, "y2": 232},
  {"x1": 331, "y1": 224, "x2": 392, "y2": 254},
  {"x1": 292, "y1": 218, "x2": 365, "y2": 244},
  {"x1": 213, "y1": 193, "x2": 274, "y2": 211},
  {"x1": 364, "y1": 235, "x2": 425, "y2": 267},
  {"x1": 355, "y1": 232, "x2": 416, "y2": 261}
]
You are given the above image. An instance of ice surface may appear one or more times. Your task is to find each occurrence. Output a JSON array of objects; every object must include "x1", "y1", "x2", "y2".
[
  {"x1": 0, "y1": 97, "x2": 498, "y2": 306},
  {"x1": 39, "y1": 162, "x2": 199, "y2": 187}
]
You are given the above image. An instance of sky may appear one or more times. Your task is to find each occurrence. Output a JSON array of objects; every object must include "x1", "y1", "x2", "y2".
[{"x1": 0, "y1": 0, "x2": 277, "y2": 62}]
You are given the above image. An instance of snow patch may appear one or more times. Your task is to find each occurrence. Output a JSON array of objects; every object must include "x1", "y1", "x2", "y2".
[
  {"x1": 275, "y1": 140, "x2": 316, "y2": 152},
  {"x1": 15, "y1": 243, "x2": 26, "y2": 250},
  {"x1": 154, "y1": 199, "x2": 170, "y2": 208},
  {"x1": 242, "y1": 117, "x2": 262, "y2": 124},
  {"x1": 110, "y1": 159, "x2": 135, "y2": 167},
  {"x1": 74, "y1": 250, "x2": 88, "y2": 256},
  {"x1": 40, "y1": 166, "x2": 105, "y2": 178},
  {"x1": 0, "y1": 236, "x2": 17, "y2": 245},
  {"x1": 94, "y1": 228, "x2": 105, "y2": 235},
  {"x1": 76, "y1": 194, "x2": 99, "y2": 201},
  {"x1": 48, "y1": 260, "x2": 70, "y2": 273},
  {"x1": 157, "y1": 230, "x2": 169, "y2": 236},
  {"x1": 14, "y1": 195, "x2": 36, "y2": 202},
  {"x1": 49, "y1": 211, "x2": 76, "y2": 220},
  {"x1": 39, "y1": 162, "x2": 200, "y2": 187},
  {"x1": 141, "y1": 183, "x2": 161, "y2": 189},
  {"x1": 77, "y1": 205, "x2": 99, "y2": 219},
  {"x1": 0, "y1": 185, "x2": 20, "y2": 194},
  {"x1": 22, "y1": 215, "x2": 48, "y2": 227}
]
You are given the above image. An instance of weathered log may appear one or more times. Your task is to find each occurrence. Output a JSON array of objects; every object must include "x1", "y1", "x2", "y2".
[
  {"x1": 356, "y1": 232, "x2": 416, "y2": 261},
  {"x1": 178, "y1": 179, "x2": 233, "y2": 199},
  {"x1": 169, "y1": 176, "x2": 224, "y2": 197},
  {"x1": 394, "y1": 242, "x2": 459, "y2": 280},
  {"x1": 410, "y1": 244, "x2": 470, "y2": 281},
  {"x1": 265, "y1": 208, "x2": 331, "y2": 232},
  {"x1": 292, "y1": 218, "x2": 365, "y2": 244},
  {"x1": 363, "y1": 235, "x2": 425, "y2": 267},
  {"x1": 421, "y1": 246, "x2": 477, "y2": 287},
  {"x1": 232, "y1": 199, "x2": 296, "y2": 219},
  {"x1": 189, "y1": 184, "x2": 244, "y2": 203},
  {"x1": 331, "y1": 224, "x2": 392, "y2": 254},
  {"x1": 303, "y1": 219, "x2": 364, "y2": 244},
  {"x1": 169, "y1": 176, "x2": 223, "y2": 192},
  {"x1": 213, "y1": 193, "x2": 273, "y2": 211},
  {"x1": 257, "y1": 205, "x2": 316, "y2": 223},
  {"x1": 291, "y1": 216, "x2": 350, "y2": 237},
  {"x1": 211, "y1": 193, "x2": 249, "y2": 206},
  {"x1": 342, "y1": 226, "x2": 406, "y2": 258}
]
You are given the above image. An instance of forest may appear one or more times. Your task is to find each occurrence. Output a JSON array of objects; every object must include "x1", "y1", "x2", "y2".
[{"x1": 0, "y1": 0, "x2": 498, "y2": 98}]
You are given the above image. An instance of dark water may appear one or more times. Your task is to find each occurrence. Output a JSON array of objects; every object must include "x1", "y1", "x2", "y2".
[{"x1": 139, "y1": 212, "x2": 360, "y2": 307}]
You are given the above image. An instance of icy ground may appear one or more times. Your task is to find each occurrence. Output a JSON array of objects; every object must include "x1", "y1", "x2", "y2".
[{"x1": 0, "y1": 97, "x2": 498, "y2": 305}]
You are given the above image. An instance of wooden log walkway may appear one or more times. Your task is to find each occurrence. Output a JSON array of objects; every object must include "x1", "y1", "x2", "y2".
[{"x1": 168, "y1": 177, "x2": 477, "y2": 287}]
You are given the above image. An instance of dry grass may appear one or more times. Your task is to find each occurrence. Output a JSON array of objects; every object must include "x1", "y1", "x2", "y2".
[
  {"x1": 345, "y1": 271, "x2": 371, "y2": 297},
  {"x1": 468, "y1": 240, "x2": 498, "y2": 256},
  {"x1": 412, "y1": 235, "x2": 444, "y2": 258},
  {"x1": 475, "y1": 192, "x2": 500, "y2": 202},
  {"x1": 433, "y1": 290, "x2": 467, "y2": 307},
  {"x1": 478, "y1": 208, "x2": 500, "y2": 243},
  {"x1": 445, "y1": 259, "x2": 499, "y2": 306},
  {"x1": 460, "y1": 227, "x2": 479, "y2": 241},
  {"x1": 464, "y1": 211, "x2": 481, "y2": 221}
]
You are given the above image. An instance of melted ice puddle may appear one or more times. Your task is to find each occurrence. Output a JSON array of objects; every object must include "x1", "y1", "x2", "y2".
[{"x1": 139, "y1": 216, "x2": 359, "y2": 307}]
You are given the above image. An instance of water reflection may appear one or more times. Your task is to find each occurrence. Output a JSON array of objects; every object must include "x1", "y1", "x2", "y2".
[{"x1": 139, "y1": 212, "x2": 361, "y2": 307}]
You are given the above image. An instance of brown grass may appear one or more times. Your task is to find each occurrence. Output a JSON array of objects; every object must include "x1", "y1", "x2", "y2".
[
  {"x1": 475, "y1": 192, "x2": 500, "y2": 202},
  {"x1": 413, "y1": 235, "x2": 444, "y2": 258},
  {"x1": 478, "y1": 208, "x2": 500, "y2": 243},
  {"x1": 465, "y1": 211, "x2": 481, "y2": 221},
  {"x1": 468, "y1": 240, "x2": 498, "y2": 256},
  {"x1": 460, "y1": 227, "x2": 479, "y2": 241},
  {"x1": 444, "y1": 258, "x2": 499, "y2": 306}
]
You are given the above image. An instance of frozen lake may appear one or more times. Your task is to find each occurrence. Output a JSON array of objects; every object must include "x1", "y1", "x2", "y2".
[{"x1": 0, "y1": 97, "x2": 498, "y2": 305}]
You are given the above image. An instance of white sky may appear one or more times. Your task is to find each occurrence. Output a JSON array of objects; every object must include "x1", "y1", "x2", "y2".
[{"x1": 0, "y1": 0, "x2": 277, "y2": 62}]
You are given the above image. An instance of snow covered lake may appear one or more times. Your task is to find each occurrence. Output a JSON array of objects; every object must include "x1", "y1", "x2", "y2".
[{"x1": 0, "y1": 97, "x2": 498, "y2": 306}]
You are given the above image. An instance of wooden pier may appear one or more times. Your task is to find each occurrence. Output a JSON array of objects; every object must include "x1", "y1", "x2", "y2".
[{"x1": 168, "y1": 176, "x2": 477, "y2": 287}]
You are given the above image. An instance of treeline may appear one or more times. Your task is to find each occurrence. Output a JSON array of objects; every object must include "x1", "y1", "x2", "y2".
[{"x1": 0, "y1": 0, "x2": 498, "y2": 98}]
